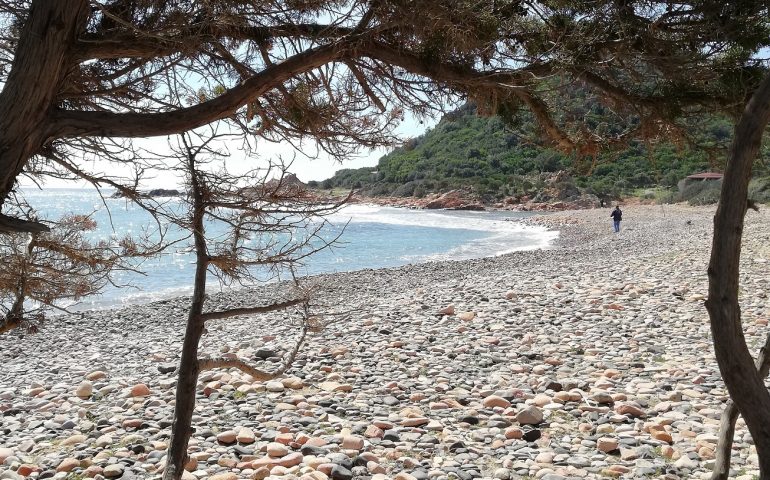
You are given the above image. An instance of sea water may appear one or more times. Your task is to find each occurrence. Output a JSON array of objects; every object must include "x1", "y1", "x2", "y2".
[{"x1": 19, "y1": 188, "x2": 557, "y2": 309}]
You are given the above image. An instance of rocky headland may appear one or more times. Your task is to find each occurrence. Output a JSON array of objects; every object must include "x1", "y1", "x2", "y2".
[{"x1": 1, "y1": 204, "x2": 767, "y2": 480}]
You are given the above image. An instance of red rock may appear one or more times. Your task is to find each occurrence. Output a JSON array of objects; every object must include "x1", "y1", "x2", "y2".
[
  {"x1": 597, "y1": 437, "x2": 619, "y2": 453},
  {"x1": 84, "y1": 465, "x2": 103, "y2": 478},
  {"x1": 365, "y1": 425, "x2": 384, "y2": 438},
  {"x1": 650, "y1": 429, "x2": 673, "y2": 443},
  {"x1": 56, "y1": 458, "x2": 80, "y2": 473},
  {"x1": 275, "y1": 432, "x2": 293, "y2": 445},
  {"x1": 122, "y1": 418, "x2": 143, "y2": 429},
  {"x1": 482, "y1": 395, "x2": 511, "y2": 409},
  {"x1": 615, "y1": 403, "x2": 645, "y2": 418},
  {"x1": 18, "y1": 465, "x2": 40, "y2": 476},
  {"x1": 341, "y1": 435, "x2": 365, "y2": 450},
  {"x1": 304, "y1": 436, "x2": 328, "y2": 448},
  {"x1": 367, "y1": 461, "x2": 386, "y2": 474},
  {"x1": 400, "y1": 417, "x2": 429, "y2": 427},
  {"x1": 130, "y1": 383, "x2": 151, "y2": 397},
  {"x1": 277, "y1": 452, "x2": 303, "y2": 468}
]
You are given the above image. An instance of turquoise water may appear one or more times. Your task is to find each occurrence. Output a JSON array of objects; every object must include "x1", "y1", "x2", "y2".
[{"x1": 19, "y1": 189, "x2": 557, "y2": 309}]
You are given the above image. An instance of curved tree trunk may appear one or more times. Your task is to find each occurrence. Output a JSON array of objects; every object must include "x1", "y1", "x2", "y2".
[
  {"x1": 712, "y1": 334, "x2": 770, "y2": 480},
  {"x1": 0, "y1": 0, "x2": 89, "y2": 206},
  {"x1": 706, "y1": 71, "x2": 770, "y2": 479}
]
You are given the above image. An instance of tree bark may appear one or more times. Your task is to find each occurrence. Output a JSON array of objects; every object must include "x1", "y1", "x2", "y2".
[
  {"x1": 706, "y1": 71, "x2": 770, "y2": 479},
  {"x1": 712, "y1": 334, "x2": 770, "y2": 480},
  {"x1": 163, "y1": 158, "x2": 208, "y2": 480},
  {"x1": 0, "y1": 0, "x2": 89, "y2": 205}
]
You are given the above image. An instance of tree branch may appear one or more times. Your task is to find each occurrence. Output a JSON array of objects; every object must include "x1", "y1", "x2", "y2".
[
  {"x1": 198, "y1": 322, "x2": 308, "y2": 380},
  {"x1": 201, "y1": 297, "x2": 306, "y2": 322},
  {"x1": 0, "y1": 214, "x2": 50, "y2": 233},
  {"x1": 50, "y1": 41, "x2": 352, "y2": 138},
  {"x1": 344, "y1": 59, "x2": 386, "y2": 112}
]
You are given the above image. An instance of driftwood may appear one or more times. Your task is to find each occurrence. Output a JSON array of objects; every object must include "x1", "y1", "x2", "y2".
[{"x1": 712, "y1": 333, "x2": 770, "y2": 480}]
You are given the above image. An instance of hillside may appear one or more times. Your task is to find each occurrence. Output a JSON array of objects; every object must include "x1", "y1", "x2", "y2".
[{"x1": 314, "y1": 103, "x2": 770, "y2": 205}]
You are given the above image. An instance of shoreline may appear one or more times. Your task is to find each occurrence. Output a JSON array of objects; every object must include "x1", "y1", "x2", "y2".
[
  {"x1": 68, "y1": 206, "x2": 558, "y2": 313},
  {"x1": 2, "y1": 204, "x2": 767, "y2": 480}
]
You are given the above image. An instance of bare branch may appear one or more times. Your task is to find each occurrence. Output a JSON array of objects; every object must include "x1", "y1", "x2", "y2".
[
  {"x1": 201, "y1": 297, "x2": 307, "y2": 322},
  {"x1": 198, "y1": 322, "x2": 309, "y2": 380}
]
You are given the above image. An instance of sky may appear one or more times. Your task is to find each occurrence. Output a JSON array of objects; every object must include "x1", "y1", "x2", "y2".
[{"x1": 24, "y1": 113, "x2": 441, "y2": 190}]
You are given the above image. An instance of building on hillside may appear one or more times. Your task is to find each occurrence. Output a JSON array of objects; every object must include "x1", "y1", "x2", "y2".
[{"x1": 678, "y1": 172, "x2": 723, "y2": 191}]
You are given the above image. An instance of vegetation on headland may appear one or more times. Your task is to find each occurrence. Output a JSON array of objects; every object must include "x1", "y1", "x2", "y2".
[{"x1": 314, "y1": 103, "x2": 770, "y2": 205}]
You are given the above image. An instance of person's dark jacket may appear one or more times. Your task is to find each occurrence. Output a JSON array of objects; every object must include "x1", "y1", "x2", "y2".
[{"x1": 610, "y1": 209, "x2": 622, "y2": 221}]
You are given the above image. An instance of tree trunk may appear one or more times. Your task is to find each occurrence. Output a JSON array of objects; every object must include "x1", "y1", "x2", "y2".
[
  {"x1": 712, "y1": 334, "x2": 770, "y2": 480},
  {"x1": 163, "y1": 161, "x2": 208, "y2": 480},
  {"x1": 706, "y1": 71, "x2": 770, "y2": 479},
  {"x1": 0, "y1": 0, "x2": 89, "y2": 206}
]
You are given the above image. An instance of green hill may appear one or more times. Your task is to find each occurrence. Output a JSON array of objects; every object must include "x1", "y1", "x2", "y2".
[{"x1": 315, "y1": 103, "x2": 770, "y2": 203}]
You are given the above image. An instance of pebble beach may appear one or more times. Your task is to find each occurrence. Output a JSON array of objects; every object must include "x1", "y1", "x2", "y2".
[{"x1": 2, "y1": 204, "x2": 769, "y2": 480}]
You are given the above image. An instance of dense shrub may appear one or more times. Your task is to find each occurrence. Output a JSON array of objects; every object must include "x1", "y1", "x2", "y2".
[
  {"x1": 749, "y1": 177, "x2": 770, "y2": 204},
  {"x1": 675, "y1": 180, "x2": 722, "y2": 205}
]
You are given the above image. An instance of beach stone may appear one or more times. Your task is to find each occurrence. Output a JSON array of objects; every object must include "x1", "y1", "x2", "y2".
[
  {"x1": 483, "y1": 395, "x2": 511, "y2": 409},
  {"x1": 330, "y1": 465, "x2": 353, "y2": 480},
  {"x1": 56, "y1": 458, "x2": 80, "y2": 473},
  {"x1": 103, "y1": 464, "x2": 124, "y2": 478},
  {"x1": 130, "y1": 383, "x2": 151, "y2": 397},
  {"x1": 282, "y1": 377, "x2": 304, "y2": 389},
  {"x1": 615, "y1": 402, "x2": 645, "y2": 417},
  {"x1": 75, "y1": 381, "x2": 93, "y2": 399},
  {"x1": 341, "y1": 435, "x2": 365, "y2": 450},
  {"x1": 0, "y1": 448, "x2": 14, "y2": 463},
  {"x1": 252, "y1": 467, "x2": 270, "y2": 480},
  {"x1": 394, "y1": 473, "x2": 418, "y2": 480},
  {"x1": 210, "y1": 474, "x2": 238, "y2": 480},
  {"x1": 16, "y1": 465, "x2": 37, "y2": 477},
  {"x1": 438, "y1": 304, "x2": 455, "y2": 315},
  {"x1": 266, "y1": 380, "x2": 285, "y2": 392},
  {"x1": 457, "y1": 311, "x2": 475, "y2": 321},
  {"x1": 516, "y1": 406, "x2": 543, "y2": 424},
  {"x1": 597, "y1": 437, "x2": 619, "y2": 453},
  {"x1": 267, "y1": 442, "x2": 289, "y2": 457},
  {"x1": 675, "y1": 455, "x2": 699, "y2": 469},
  {"x1": 401, "y1": 417, "x2": 429, "y2": 427},
  {"x1": 522, "y1": 429, "x2": 541, "y2": 442},
  {"x1": 620, "y1": 448, "x2": 639, "y2": 461},
  {"x1": 217, "y1": 430, "x2": 237, "y2": 444},
  {"x1": 237, "y1": 427, "x2": 256, "y2": 444},
  {"x1": 86, "y1": 370, "x2": 107, "y2": 380},
  {"x1": 61, "y1": 434, "x2": 88, "y2": 446},
  {"x1": 319, "y1": 381, "x2": 352, "y2": 392}
]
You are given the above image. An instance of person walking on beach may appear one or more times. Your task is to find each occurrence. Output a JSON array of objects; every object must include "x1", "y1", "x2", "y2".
[{"x1": 610, "y1": 206, "x2": 622, "y2": 233}]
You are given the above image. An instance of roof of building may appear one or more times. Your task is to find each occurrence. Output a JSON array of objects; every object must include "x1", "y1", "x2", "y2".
[{"x1": 686, "y1": 172, "x2": 723, "y2": 180}]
